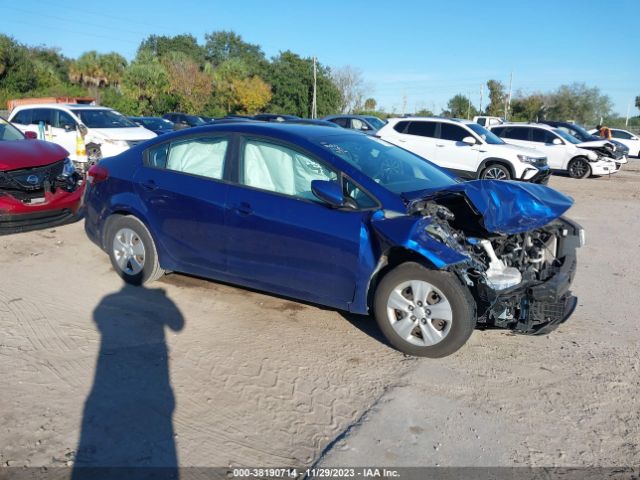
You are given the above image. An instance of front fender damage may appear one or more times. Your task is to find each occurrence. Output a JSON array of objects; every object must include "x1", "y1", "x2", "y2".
[{"x1": 356, "y1": 180, "x2": 583, "y2": 336}]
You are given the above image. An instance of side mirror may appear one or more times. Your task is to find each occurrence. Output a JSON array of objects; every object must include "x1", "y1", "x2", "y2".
[
  {"x1": 552, "y1": 138, "x2": 563, "y2": 145},
  {"x1": 78, "y1": 124, "x2": 88, "y2": 137},
  {"x1": 462, "y1": 136, "x2": 476, "y2": 145},
  {"x1": 24, "y1": 131, "x2": 38, "y2": 139},
  {"x1": 312, "y1": 180, "x2": 351, "y2": 208}
]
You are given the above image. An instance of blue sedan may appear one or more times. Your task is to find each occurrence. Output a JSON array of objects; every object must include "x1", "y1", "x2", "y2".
[{"x1": 84, "y1": 123, "x2": 583, "y2": 357}]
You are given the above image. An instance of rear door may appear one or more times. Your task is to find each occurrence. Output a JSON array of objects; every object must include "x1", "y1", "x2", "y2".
[
  {"x1": 134, "y1": 133, "x2": 231, "y2": 273},
  {"x1": 390, "y1": 120, "x2": 437, "y2": 162},
  {"x1": 433, "y1": 122, "x2": 479, "y2": 175},
  {"x1": 223, "y1": 136, "x2": 369, "y2": 307}
]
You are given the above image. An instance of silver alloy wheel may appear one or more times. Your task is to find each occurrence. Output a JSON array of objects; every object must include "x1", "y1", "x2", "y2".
[
  {"x1": 483, "y1": 166, "x2": 508, "y2": 180},
  {"x1": 112, "y1": 227, "x2": 146, "y2": 275},
  {"x1": 386, "y1": 280, "x2": 453, "y2": 347}
]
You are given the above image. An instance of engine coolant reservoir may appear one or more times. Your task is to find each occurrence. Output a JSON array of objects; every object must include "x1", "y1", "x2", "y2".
[{"x1": 478, "y1": 240, "x2": 522, "y2": 290}]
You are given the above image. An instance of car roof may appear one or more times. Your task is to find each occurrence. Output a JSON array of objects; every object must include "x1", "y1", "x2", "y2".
[
  {"x1": 386, "y1": 116, "x2": 471, "y2": 125},
  {"x1": 491, "y1": 122, "x2": 556, "y2": 130},
  {"x1": 160, "y1": 121, "x2": 361, "y2": 141},
  {"x1": 12, "y1": 103, "x2": 112, "y2": 111}
]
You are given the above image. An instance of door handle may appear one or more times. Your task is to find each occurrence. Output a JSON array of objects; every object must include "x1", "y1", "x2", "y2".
[
  {"x1": 234, "y1": 202, "x2": 253, "y2": 215},
  {"x1": 397, "y1": 138, "x2": 407, "y2": 143},
  {"x1": 141, "y1": 180, "x2": 158, "y2": 191},
  {"x1": 436, "y1": 144, "x2": 445, "y2": 147}
]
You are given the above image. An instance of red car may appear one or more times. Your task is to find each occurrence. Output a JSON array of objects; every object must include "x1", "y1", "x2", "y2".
[{"x1": 0, "y1": 117, "x2": 84, "y2": 234}]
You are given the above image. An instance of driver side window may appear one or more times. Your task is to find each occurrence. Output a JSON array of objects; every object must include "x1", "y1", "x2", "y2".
[{"x1": 241, "y1": 139, "x2": 337, "y2": 201}]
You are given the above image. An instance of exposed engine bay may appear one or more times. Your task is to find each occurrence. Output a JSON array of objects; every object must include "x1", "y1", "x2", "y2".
[{"x1": 407, "y1": 193, "x2": 582, "y2": 335}]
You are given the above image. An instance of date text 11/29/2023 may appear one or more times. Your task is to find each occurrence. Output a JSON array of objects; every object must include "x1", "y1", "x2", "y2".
[{"x1": 232, "y1": 467, "x2": 400, "y2": 478}]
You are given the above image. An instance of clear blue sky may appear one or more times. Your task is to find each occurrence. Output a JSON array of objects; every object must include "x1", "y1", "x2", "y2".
[{"x1": 3, "y1": 0, "x2": 639, "y2": 116}]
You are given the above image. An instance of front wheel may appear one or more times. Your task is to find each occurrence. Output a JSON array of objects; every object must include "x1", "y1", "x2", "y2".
[
  {"x1": 373, "y1": 262, "x2": 476, "y2": 357},
  {"x1": 567, "y1": 157, "x2": 591, "y2": 179},
  {"x1": 106, "y1": 215, "x2": 165, "y2": 285},
  {"x1": 480, "y1": 164, "x2": 511, "y2": 180}
]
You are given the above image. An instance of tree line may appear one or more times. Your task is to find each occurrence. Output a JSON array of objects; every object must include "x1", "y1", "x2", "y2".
[{"x1": 1, "y1": 31, "x2": 637, "y2": 127}]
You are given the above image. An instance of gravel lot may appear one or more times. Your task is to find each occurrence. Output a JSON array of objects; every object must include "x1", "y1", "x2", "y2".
[{"x1": 1, "y1": 162, "x2": 638, "y2": 471}]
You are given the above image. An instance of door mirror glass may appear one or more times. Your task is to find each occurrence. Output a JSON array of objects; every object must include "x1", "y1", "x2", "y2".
[
  {"x1": 462, "y1": 136, "x2": 476, "y2": 145},
  {"x1": 78, "y1": 124, "x2": 88, "y2": 137},
  {"x1": 552, "y1": 138, "x2": 563, "y2": 145},
  {"x1": 312, "y1": 180, "x2": 349, "y2": 208}
]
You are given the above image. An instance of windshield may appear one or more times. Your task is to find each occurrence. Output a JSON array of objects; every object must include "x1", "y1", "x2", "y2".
[
  {"x1": 364, "y1": 117, "x2": 386, "y2": 130},
  {"x1": 553, "y1": 128, "x2": 581, "y2": 144},
  {"x1": 316, "y1": 134, "x2": 456, "y2": 195},
  {"x1": 0, "y1": 117, "x2": 25, "y2": 141},
  {"x1": 466, "y1": 123, "x2": 505, "y2": 145},
  {"x1": 566, "y1": 123, "x2": 593, "y2": 141},
  {"x1": 71, "y1": 109, "x2": 138, "y2": 128},
  {"x1": 142, "y1": 118, "x2": 174, "y2": 130}
]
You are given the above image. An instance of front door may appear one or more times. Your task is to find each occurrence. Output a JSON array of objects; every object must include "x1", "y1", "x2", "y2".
[
  {"x1": 434, "y1": 122, "x2": 480, "y2": 175},
  {"x1": 224, "y1": 137, "x2": 367, "y2": 307}
]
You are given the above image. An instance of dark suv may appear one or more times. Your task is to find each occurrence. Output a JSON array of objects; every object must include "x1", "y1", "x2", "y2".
[{"x1": 162, "y1": 113, "x2": 208, "y2": 129}]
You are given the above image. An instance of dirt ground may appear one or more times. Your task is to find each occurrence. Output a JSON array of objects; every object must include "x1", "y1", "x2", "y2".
[{"x1": 0, "y1": 162, "x2": 639, "y2": 471}]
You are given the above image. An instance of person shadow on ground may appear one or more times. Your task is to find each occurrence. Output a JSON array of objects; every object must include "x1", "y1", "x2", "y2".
[{"x1": 72, "y1": 284, "x2": 184, "y2": 480}]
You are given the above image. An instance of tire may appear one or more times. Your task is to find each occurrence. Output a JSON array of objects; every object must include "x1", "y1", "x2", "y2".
[
  {"x1": 373, "y1": 262, "x2": 476, "y2": 358},
  {"x1": 105, "y1": 215, "x2": 165, "y2": 285},
  {"x1": 567, "y1": 157, "x2": 591, "y2": 179},
  {"x1": 480, "y1": 163, "x2": 511, "y2": 180}
]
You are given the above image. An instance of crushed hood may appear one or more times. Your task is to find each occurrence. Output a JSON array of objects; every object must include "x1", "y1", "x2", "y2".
[{"x1": 404, "y1": 180, "x2": 573, "y2": 235}]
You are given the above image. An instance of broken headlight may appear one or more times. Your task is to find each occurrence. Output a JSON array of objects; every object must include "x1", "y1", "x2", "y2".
[{"x1": 61, "y1": 158, "x2": 76, "y2": 177}]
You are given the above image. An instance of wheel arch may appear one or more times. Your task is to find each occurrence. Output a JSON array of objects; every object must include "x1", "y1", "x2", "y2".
[
  {"x1": 365, "y1": 246, "x2": 438, "y2": 313},
  {"x1": 477, "y1": 157, "x2": 516, "y2": 179}
]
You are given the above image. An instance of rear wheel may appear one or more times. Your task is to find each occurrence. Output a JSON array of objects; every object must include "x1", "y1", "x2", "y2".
[
  {"x1": 106, "y1": 215, "x2": 164, "y2": 285},
  {"x1": 373, "y1": 262, "x2": 475, "y2": 358},
  {"x1": 480, "y1": 163, "x2": 511, "y2": 180},
  {"x1": 568, "y1": 157, "x2": 591, "y2": 179}
]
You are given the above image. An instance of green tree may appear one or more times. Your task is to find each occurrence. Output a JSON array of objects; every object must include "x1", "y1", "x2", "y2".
[
  {"x1": 446, "y1": 94, "x2": 477, "y2": 119},
  {"x1": 204, "y1": 31, "x2": 266, "y2": 74},
  {"x1": 163, "y1": 52, "x2": 213, "y2": 113},
  {"x1": 120, "y1": 53, "x2": 170, "y2": 115},
  {"x1": 137, "y1": 34, "x2": 205, "y2": 64},
  {"x1": 267, "y1": 51, "x2": 340, "y2": 116},
  {"x1": 68, "y1": 51, "x2": 127, "y2": 99},
  {"x1": 486, "y1": 80, "x2": 506, "y2": 117},
  {"x1": 364, "y1": 98, "x2": 376, "y2": 111},
  {"x1": 544, "y1": 83, "x2": 612, "y2": 124},
  {"x1": 510, "y1": 92, "x2": 545, "y2": 122}
]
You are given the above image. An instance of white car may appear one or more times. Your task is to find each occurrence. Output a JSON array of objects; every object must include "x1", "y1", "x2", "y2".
[
  {"x1": 589, "y1": 128, "x2": 640, "y2": 158},
  {"x1": 376, "y1": 117, "x2": 550, "y2": 182},
  {"x1": 9, "y1": 104, "x2": 156, "y2": 171},
  {"x1": 490, "y1": 123, "x2": 618, "y2": 178}
]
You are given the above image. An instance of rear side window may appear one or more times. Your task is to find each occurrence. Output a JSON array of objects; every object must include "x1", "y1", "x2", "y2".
[
  {"x1": 612, "y1": 130, "x2": 632, "y2": 139},
  {"x1": 407, "y1": 121, "x2": 436, "y2": 138},
  {"x1": 146, "y1": 136, "x2": 228, "y2": 180},
  {"x1": 439, "y1": 123, "x2": 468, "y2": 142},
  {"x1": 393, "y1": 121, "x2": 410, "y2": 133},
  {"x1": 330, "y1": 118, "x2": 349, "y2": 128},
  {"x1": 477, "y1": 118, "x2": 486, "y2": 126},
  {"x1": 501, "y1": 127, "x2": 530, "y2": 141},
  {"x1": 12, "y1": 109, "x2": 32, "y2": 125},
  {"x1": 241, "y1": 139, "x2": 337, "y2": 200},
  {"x1": 531, "y1": 128, "x2": 558, "y2": 144},
  {"x1": 31, "y1": 109, "x2": 52, "y2": 126}
]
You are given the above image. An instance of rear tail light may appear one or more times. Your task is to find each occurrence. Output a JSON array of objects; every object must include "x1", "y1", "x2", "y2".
[{"x1": 86, "y1": 165, "x2": 109, "y2": 184}]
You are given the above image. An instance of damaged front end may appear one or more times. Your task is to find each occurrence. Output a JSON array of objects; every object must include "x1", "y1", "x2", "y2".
[{"x1": 377, "y1": 180, "x2": 584, "y2": 335}]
